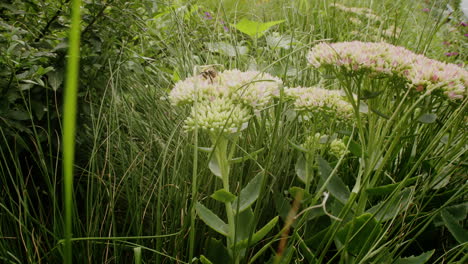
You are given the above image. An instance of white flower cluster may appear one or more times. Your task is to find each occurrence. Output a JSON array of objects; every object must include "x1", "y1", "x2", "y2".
[
  {"x1": 307, "y1": 41, "x2": 467, "y2": 99},
  {"x1": 285, "y1": 86, "x2": 354, "y2": 120},
  {"x1": 184, "y1": 98, "x2": 250, "y2": 134},
  {"x1": 169, "y1": 69, "x2": 282, "y2": 134},
  {"x1": 169, "y1": 69, "x2": 282, "y2": 109}
]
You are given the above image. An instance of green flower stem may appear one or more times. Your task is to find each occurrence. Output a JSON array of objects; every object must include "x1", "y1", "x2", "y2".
[
  {"x1": 63, "y1": 0, "x2": 82, "y2": 263},
  {"x1": 212, "y1": 136, "x2": 239, "y2": 264}
]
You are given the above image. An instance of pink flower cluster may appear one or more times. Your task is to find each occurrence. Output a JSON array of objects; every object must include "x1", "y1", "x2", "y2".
[{"x1": 307, "y1": 41, "x2": 467, "y2": 99}]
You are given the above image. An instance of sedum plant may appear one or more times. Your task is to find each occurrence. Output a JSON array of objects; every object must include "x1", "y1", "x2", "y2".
[{"x1": 169, "y1": 68, "x2": 282, "y2": 264}]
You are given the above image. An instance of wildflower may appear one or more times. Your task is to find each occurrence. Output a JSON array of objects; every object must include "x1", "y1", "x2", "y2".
[
  {"x1": 220, "y1": 20, "x2": 229, "y2": 32},
  {"x1": 307, "y1": 41, "x2": 467, "y2": 100},
  {"x1": 422, "y1": 8, "x2": 430, "y2": 12},
  {"x1": 285, "y1": 86, "x2": 354, "y2": 120},
  {"x1": 459, "y1": 22, "x2": 467, "y2": 27},
  {"x1": 444, "y1": 52, "x2": 459, "y2": 57},
  {"x1": 184, "y1": 97, "x2": 250, "y2": 134},
  {"x1": 204, "y1": 11, "x2": 213, "y2": 20},
  {"x1": 329, "y1": 139, "x2": 349, "y2": 157},
  {"x1": 302, "y1": 133, "x2": 327, "y2": 151},
  {"x1": 169, "y1": 69, "x2": 282, "y2": 110}
]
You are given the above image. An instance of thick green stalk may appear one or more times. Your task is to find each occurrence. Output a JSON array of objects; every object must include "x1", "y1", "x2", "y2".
[
  {"x1": 63, "y1": 0, "x2": 82, "y2": 263},
  {"x1": 213, "y1": 137, "x2": 239, "y2": 264}
]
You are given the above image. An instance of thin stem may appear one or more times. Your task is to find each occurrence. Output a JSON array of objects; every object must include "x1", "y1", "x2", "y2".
[{"x1": 63, "y1": 0, "x2": 82, "y2": 263}]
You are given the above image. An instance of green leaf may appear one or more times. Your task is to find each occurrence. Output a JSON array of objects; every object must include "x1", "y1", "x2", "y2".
[
  {"x1": 199, "y1": 255, "x2": 214, "y2": 264},
  {"x1": 288, "y1": 139, "x2": 309, "y2": 152},
  {"x1": 370, "y1": 106, "x2": 390, "y2": 119},
  {"x1": 433, "y1": 203, "x2": 467, "y2": 226},
  {"x1": 209, "y1": 155, "x2": 222, "y2": 179},
  {"x1": 343, "y1": 136, "x2": 362, "y2": 157},
  {"x1": 418, "y1": 113, "x2": 437, "y2": 123},
  {"x1": 365, "y1": 177, "x2": 417, "y2": 196},
  {"x1": 235, "y1": 216, "x2": 279, "y2": 249},
  {"x1": 367, "y1": 187, "x2": 413, "y2": 222},
  {"x1": 211, "y1": 189, "x2": 236, "y2": 203},
  {"x1": 232, "y1": 172, "x2": 265, "y2": 213},
  {"x1": 295, "y1": 154, "x2": 307, "y2": 183},
  {"x1": 336, "y1": 213, "x2": 382, "y2": 256},
  {"x1": 47, "y1": 70, "x2": 63, "y2": 91},
  {"x1": 288, "y1": 187, "x2": 311, "y2": 202},
  {"x1": 233, "y1": 18, "x2": 285, "y2": 38},
  {"x1": 230, "y1": 148, "x2": 264, "y2": 163},
  {"x1": 265, "y1": 32, "x2": 295, "y2": 49},
  {"x1": 7, "y1": 110, "x2": 30, "y2": 121},
  {"x1": 317, "y1": 156, "x2": 350, "y2": 204},
  {"x1": 274, "y1": 193, "x2": 291, "y2": 221},
  {"x1": 205, "y1": 41, "x2": 249, "y2": 57},
  {"x1": 441, "y1": 210, "x2": 468, "y2": 243},
  {"x1": 205, "y1": 238, "x2": 232, "y2": 264},
  {"x1": 360, "y1": 89, "x2": 383, "y2": 100},
  {"x1": 394, "y1": 250, "x2": 434, "y2": 264},
  {"x1": 195, "y1": 203, "x2": 229, "y2": 236}
]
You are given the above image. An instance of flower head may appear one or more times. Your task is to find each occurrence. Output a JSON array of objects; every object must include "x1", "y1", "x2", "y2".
[
  {"x1": 184, "y1": 97, "x2": 250, "y2": 134},
  {"x1": 329, "y1": 139, "x2": 349, "y2": 157},
  {"x1": 169, "y1": 69, "x2": 282, "y2": 110},
  {"x1": 307, "y1": 41, "x2": 467, "y2": 100},
  {"x1": 285, "y1": 86, "x2": 354, "y2": 120}
]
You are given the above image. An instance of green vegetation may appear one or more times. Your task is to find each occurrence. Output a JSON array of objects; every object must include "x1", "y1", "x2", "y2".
[{"x1": 1, "y1": 0, "x2": 466, "y2": 263}]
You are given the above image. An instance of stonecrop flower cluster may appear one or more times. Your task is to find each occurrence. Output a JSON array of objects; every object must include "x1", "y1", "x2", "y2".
[
  {"x1": 302, "y1": 133, "x2": 349, "y2": 158},
  {"x1": 285, "y1": 86, "x2": 354, "y2": 120},
  {"x1": 307, "y1": 41, "x2": 467, "y2": 99},
  {"x1": 169, "y1": 69, "x2": 282, "y2": 134}
]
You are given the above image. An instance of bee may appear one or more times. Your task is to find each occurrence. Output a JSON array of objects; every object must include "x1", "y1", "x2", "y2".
[
  {"x1": 200, "y1": 67, "x2": 218, "y2": 83},
  {"x1": 198, "y1": 65, "x2": 221, "y2": 84}
]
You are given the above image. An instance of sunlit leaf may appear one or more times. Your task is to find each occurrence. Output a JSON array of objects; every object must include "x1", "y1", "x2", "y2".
[
  {"x1": 211, "y1": 189, "x2": 237, "y2": 203},
  {"x1": 195, "y1": 203, "x2": 229, "y2": 236},
  {"x1": 233, "y1": 18, "x2": 285, "y2": 38}
]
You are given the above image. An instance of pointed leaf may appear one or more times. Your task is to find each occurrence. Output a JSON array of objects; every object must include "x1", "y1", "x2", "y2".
[
  {"x1": 360, "y1": 89, "x2": 383, "y2": 100},
  {"x1": 209, "y1": 155, "x2": 222, "y2": 178},
  {"x1": 317, "y1": 156, "x2": 350, "y2": 204},
  {"x1": 235, "y1": 216, "x2": 279, "y2": 249},
  {"x1": 418, "y1": 113, "x2": 437, "y2": 124},
  {"x1": 343, "y1": 136, "x2": 362, "y2": 157},
  {"x1": 288, "y1": 186, "x2": 311, "y2": 201},
  {"x1": 200, "y1": 255, "x2": 214, "y2": 264},
  {"x1": 295, "y1": 154, "x2": 307, "y2": 183},
  {"x1": 233, "y1": 18, "x2": 285, "y2": 38},
  {"x1": 367, "y1": 187, "x2": 413, "y2": 222},
  {"x1": 46, "y1": 70, "x2": 63, "y2": 91},
  {"x1": 365, "y1": 177, "x2": 417, "y2": 196},
  {"x1": 230, "y1": 148, "x2": 264, "y2": 163},
  {"x1": 441, "y1": 210, "x2": 468, "y2": 243},
  {"x1": 205, "y1": 238, "x2": 232, "y2": 264},
  {"x1": 395, "y1": 250, "x2": 434, "y2": 264},
  {"x1": 336, "y1": 213, "x2": 382, "y2": 256},
  {"x1": 205, "y1": 41, "x2": 249, "y2": 57},
  {"x1": 232, "y1": 172, "x2": 265, "y2": 213},
  {"x1": 195, "y1": 203, "x2": 229, "y2": 236},
  {"x1": 288, "y1": 139, "x2": 309, "y2": 152},
  {"x1": 211, "y1": 189, "x2": 237, "y2": 203}
]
